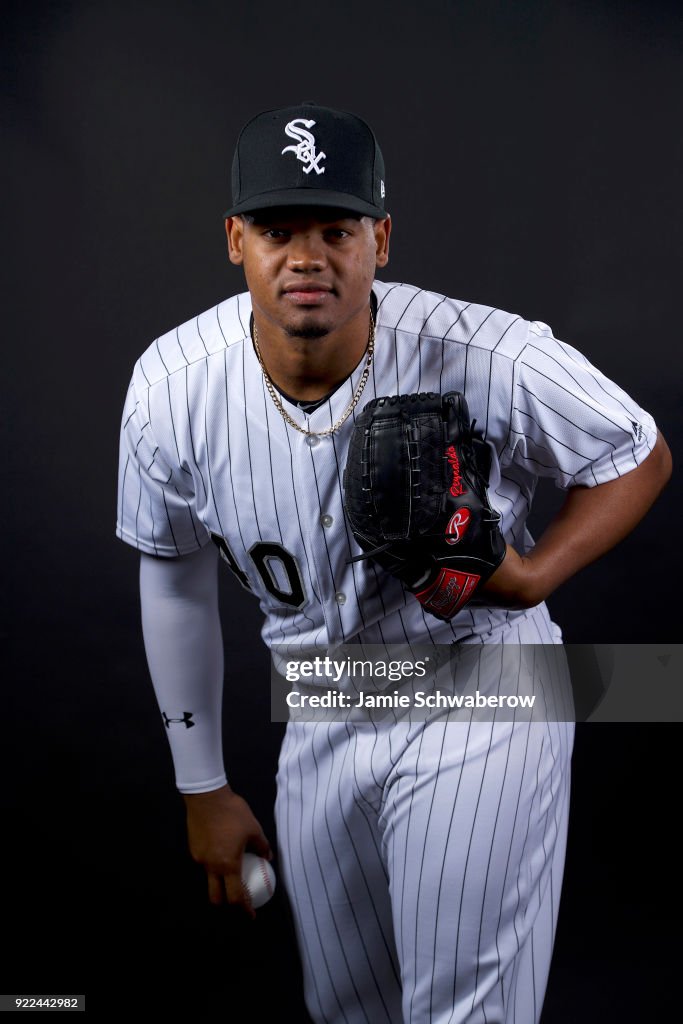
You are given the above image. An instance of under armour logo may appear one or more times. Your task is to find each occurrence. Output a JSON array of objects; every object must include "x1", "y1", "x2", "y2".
[
  {"x1": 282, "y1": 119, "x2": 326, "y2": 175},
  {"x1": 162, "y1": 711, "x2": 195, "y2": 729}
]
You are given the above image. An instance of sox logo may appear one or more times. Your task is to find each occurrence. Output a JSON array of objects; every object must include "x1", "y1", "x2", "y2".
[{"x1": 282, "y1": 119, "x2": 326, "y2": 175}]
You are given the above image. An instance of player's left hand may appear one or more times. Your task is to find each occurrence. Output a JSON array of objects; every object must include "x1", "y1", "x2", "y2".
[{"x1": 343, "y1": 391, "x2": 507, "y2": 621}]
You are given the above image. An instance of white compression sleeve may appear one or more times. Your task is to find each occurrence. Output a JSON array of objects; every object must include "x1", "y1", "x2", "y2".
[{"x1": 139, "y1": 543, "x2": 227, "y2": 793}]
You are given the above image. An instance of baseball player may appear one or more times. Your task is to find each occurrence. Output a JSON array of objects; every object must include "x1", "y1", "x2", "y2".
[{"x1": 116, "y1": 103, "x2": 671, "y2": 1023}]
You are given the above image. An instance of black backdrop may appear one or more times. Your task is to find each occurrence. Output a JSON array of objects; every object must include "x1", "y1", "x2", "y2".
[{"x1": 4, "y1": 1, "x2": 681, "y2": 1019}]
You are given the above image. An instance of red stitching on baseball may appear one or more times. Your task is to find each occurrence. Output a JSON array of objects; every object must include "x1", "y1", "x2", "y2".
[{"x1": 258, "y1": 858, "x2": 274, "y2": 897}]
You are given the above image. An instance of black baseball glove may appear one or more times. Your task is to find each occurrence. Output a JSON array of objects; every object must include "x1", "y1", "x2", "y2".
[{"x1": 343, "y1": 392, "x2": 506, "y2": 621}]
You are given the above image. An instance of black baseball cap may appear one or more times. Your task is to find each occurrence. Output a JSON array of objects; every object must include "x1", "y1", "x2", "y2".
[{"x1": 224, "y1": 102, "x2": 387, "y2": 219}]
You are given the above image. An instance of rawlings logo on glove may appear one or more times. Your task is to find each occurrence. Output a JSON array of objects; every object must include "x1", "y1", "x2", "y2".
[
  {"x1": 342, "y1": 392, "x2": 506, "y2": 621},
  {"x1": 446, "y1": 508, "x2": 471, "y2": 544}
]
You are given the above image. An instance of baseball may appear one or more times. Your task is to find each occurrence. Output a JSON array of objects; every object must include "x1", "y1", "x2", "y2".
[{"x1": 241, "y1": 852, "x2": 276, "y2": 909}]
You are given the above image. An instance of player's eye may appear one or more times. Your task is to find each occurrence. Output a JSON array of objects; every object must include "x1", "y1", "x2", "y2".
[
  {"x1": 263, "y1": 228, "x2": 290, "y2": 240},
  {"x1": 325, "y1": 228, "x2": 350, "y2": 240}
]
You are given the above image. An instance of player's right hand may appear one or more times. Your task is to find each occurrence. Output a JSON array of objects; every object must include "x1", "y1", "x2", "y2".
[{"x1": 182, "y1": 784, "x2": 273, "y2": 917}]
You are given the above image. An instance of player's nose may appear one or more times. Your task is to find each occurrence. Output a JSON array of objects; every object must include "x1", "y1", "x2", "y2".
[{"x1": 286, "y1": 231, "x2": 327, "y2": 271}]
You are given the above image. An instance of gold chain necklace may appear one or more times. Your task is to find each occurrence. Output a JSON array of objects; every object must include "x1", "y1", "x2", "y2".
[{"x1": 251, "y1": 311, "x2": 375, "y2": 438}]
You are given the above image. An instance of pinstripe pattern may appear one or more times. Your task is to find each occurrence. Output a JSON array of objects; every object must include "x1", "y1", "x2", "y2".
[
  {"x1": 116, "y1": 280, "x2": 657, "y2": 649},
  {"x1": 116, "y1": 280, "x2": 655, "y2": 1020},
  {"x1": 275, "y1": 606, "x2": 573, "y2": 1024}
]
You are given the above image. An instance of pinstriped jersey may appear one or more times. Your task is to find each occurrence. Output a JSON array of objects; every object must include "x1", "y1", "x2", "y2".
[{"x1": 116, "y1": 280, "x2": 657, "y2": 647}]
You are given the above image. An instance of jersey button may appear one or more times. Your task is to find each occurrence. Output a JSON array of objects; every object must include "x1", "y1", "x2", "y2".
[
  {"x1": 320, "y1": 514, "x2": 334, "y2": 528},
  {"x1": 305, "y1": 434, "x2": 320, "y2": 447},
  {"x1": 335, "y1": 592, "x2": 346, "y2": 605}
]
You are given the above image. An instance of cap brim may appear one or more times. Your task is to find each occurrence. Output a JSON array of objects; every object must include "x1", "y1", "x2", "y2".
[{"x1": 223, "y1": 188, "x2": 386, "y2": 220}]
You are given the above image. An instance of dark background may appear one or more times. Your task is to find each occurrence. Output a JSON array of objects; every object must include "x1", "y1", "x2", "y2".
[{"x1": 4, "y1": 0, "x2": 681, "y2": 1019}]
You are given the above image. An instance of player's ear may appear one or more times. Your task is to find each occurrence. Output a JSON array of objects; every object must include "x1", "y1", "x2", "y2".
[
  {"x1": 374, "y1": 215, "x2": 391, "y2": 269},
  {"x1": 225, "y1": 216, "x2": 245, "y2": 266}
]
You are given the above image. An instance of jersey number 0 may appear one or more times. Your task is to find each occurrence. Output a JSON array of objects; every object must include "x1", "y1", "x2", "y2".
[{"x1": 211, "y1": 532, "x2": 306, "y2": 609}]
